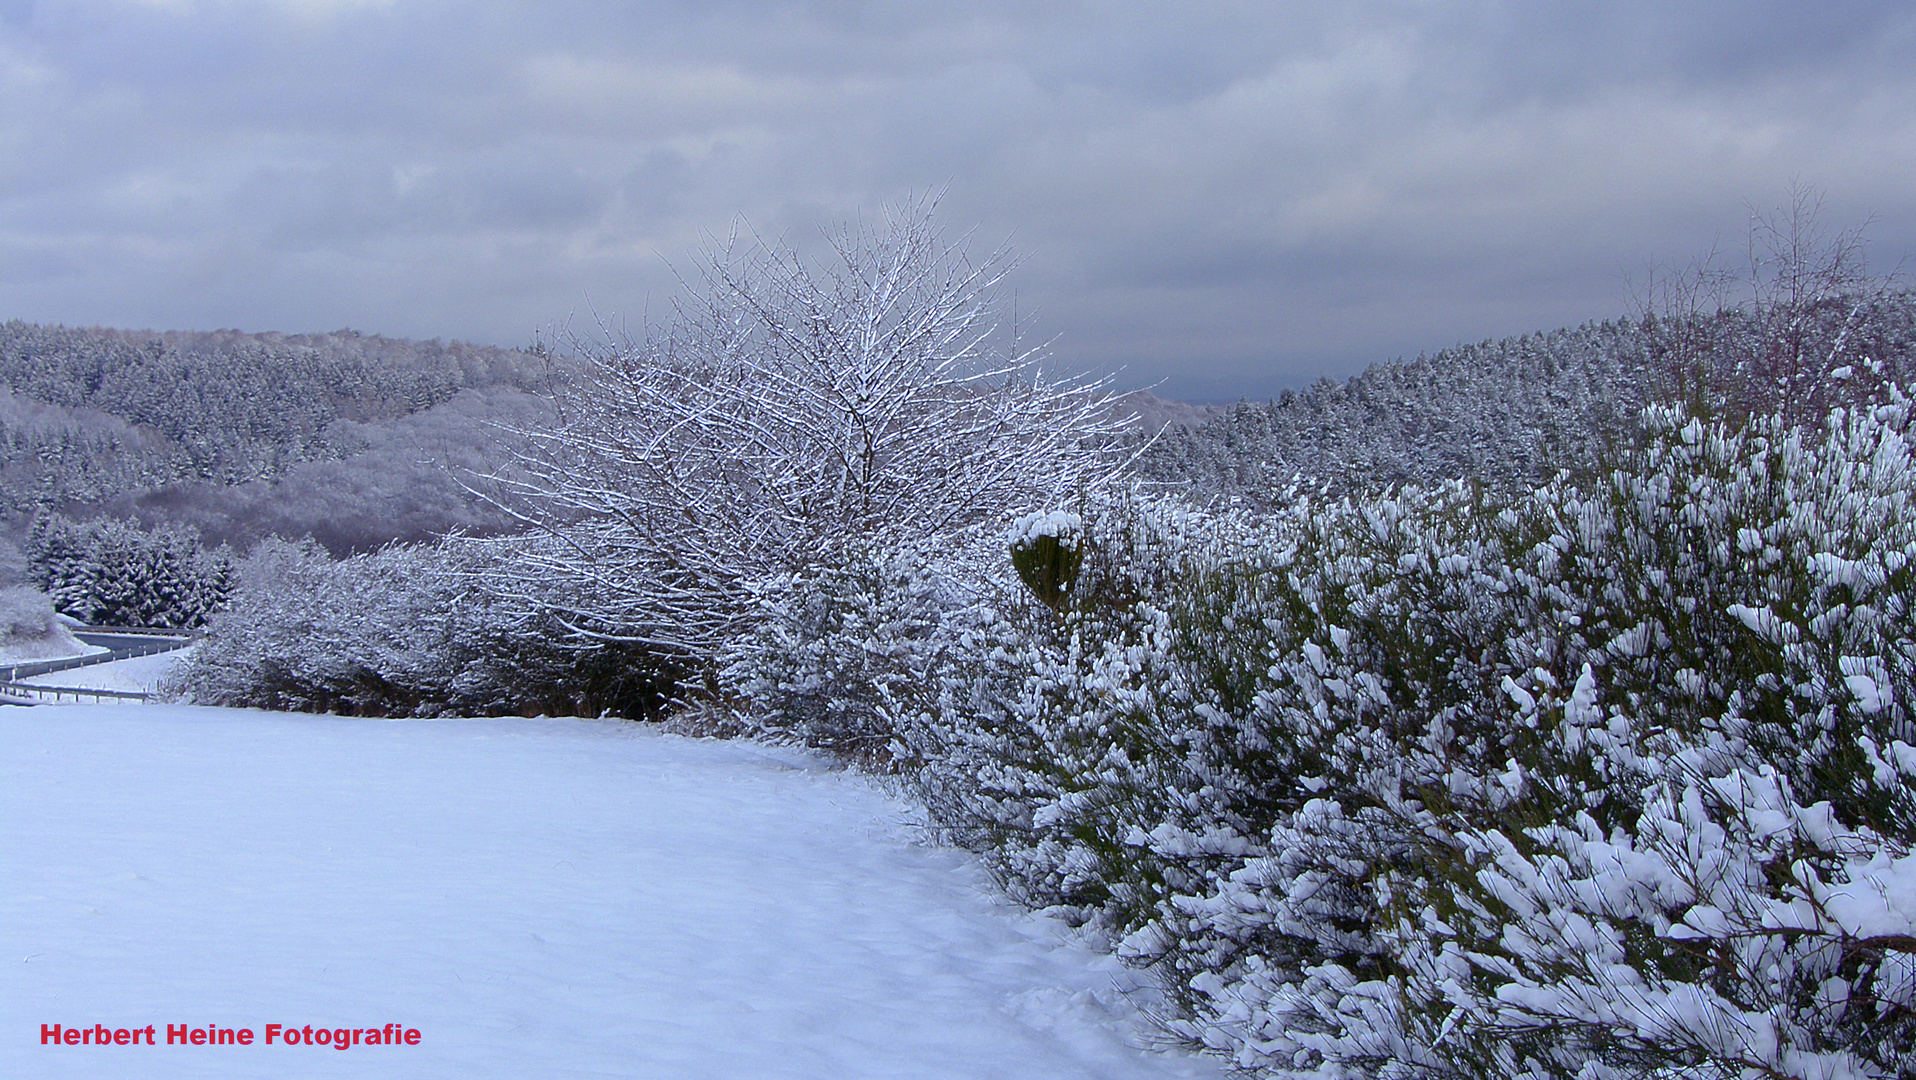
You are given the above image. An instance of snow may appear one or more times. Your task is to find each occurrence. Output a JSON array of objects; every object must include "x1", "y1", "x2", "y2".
[
  {"x1": 16, "y1": 646, "x2": 192, "y2": 694},
  {"x1": 2, "y1": 706, "x2": 1228, "y2": 1080},
  {"x1": 0, "y1": 634, "x2": 106, "y2": 665},
  {"x1": 1007, "y1": 510, "x2": 1084, "y2": 546},
  {"x1": 1845, "y1": 672, "x2": 1888, "y2": 714}
]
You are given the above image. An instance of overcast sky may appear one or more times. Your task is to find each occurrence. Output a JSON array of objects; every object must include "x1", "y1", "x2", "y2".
[{"x1": 1, "y1": 1, "x2": 1912, "y2": 401}]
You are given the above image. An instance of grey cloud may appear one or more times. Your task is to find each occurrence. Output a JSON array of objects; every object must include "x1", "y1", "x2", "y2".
[{"x1": 1, "y1": 1, "x2": 1912, "y2": 401}]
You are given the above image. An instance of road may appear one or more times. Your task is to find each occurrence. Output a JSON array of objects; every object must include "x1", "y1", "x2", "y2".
[{"x1": 2, "y1": 627, "x2": 195, "y2": 701}]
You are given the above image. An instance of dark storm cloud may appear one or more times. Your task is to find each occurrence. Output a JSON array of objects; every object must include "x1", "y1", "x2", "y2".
[{"x1": 1, "y1": 1, "x2": 1912, "y2": 400}]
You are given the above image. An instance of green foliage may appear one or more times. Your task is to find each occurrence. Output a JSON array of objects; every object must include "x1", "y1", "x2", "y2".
[
  {"x1": 1010, "y1": 532, "x2": 1083, "y2": 610},
  {"x1": 1009, "y1": 511, "x2": 1087, "y2": 610}
]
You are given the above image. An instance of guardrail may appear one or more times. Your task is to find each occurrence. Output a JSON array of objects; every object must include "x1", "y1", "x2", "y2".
[
  {"x1": 1, "y1": 682, "x2": 151, "y2": 704},
  {"x1": 0, "y1": 624, "x2": 196, "y2": 704},
  {"x1": 4, "y1": 632, "x2": 194, "y2": 682}
]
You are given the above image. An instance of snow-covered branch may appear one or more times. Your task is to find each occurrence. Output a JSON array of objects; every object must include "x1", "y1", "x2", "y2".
[{"x1": 486, "y1": 198, "x2": 1130, "y2": 656}]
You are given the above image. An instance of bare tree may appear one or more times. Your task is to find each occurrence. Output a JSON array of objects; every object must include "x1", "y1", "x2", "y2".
[
  {"x1": 1636, "y1": 185, "x2": 1910, "y2": 426},
  {"x1": 484, "y1": 198, "x2": 1132, "y2": 656},
  {"x1": 1630, "y1": 241, "x2": 1737, "y2": 418}
]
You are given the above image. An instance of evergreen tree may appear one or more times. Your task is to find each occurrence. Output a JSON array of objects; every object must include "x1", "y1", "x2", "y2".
[{"x1": 25, "y1": 513, "x2": 235, "y2": 627}]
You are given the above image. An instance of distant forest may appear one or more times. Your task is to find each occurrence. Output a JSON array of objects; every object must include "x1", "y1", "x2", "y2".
[
  {"x1": 4, "y1": 285, "x2": 1914, "y2": 571},
  {"x1": 0, "y1": 322, "x2": 553, "y2": 561},
  {"x1": 1130, "y1": 321, "x2": 1652, "y2": 499},
  {"x1": 1132, "y1": 290, "x2": 1916, "y2": 502}
]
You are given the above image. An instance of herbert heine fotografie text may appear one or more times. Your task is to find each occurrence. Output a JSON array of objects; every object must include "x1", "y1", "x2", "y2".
[{"x1": 41, "y1": 1022, "x2": 421, "y2": 1049}]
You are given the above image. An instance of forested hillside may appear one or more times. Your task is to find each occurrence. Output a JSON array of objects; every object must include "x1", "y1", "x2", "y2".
[
  {"x1": 0, "y1": 322, "x2": 542, "y2": 498},
  {"x1": 0, "y1": 323, "x2": 548, "y2": 556},
  {"x1": 15, "y1": 286, "x2": 1913, "y2": 557},
  {"x1": 1134, "y1": 290, "x2": 1916, "y2": 502},
  {"x1": 1132, "y1": 320, "x2": 1652, "y2": 500}
]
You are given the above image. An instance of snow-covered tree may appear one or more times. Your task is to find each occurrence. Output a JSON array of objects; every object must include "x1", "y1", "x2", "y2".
[
  {"x1": 490, "y1": 199, "x2": 1130, "y2": 658},
  {"x1": 1636, "y1": 186, "x2": 1912, "y2": 430},
  {"x1": 25, "y1": 513, "x2": 234, "y2": 627}
]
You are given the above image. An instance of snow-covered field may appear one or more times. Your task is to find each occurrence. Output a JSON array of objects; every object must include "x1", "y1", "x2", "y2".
[{"x1": 3, "y1": 706, "x2": 1226, "y2": 1079}]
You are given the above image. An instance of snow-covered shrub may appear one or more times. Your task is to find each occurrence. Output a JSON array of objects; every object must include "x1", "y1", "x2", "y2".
[
  {"x1": 25, "y1": 513, "x2": 235, "y2": 627},
  {"x1": 1388, "y1": 402, "x2": 1916, "y2": 1080},
  {"x1": 0, "y1": 584, "x2": 89, "y2": 661},
  {"x1": 0, "y1": 584, "x2": 62, "y2": 639},
  {"x1": 893, "y1": 492, "x2": 1275, "y2": 922},
  {"x1": 174, "y1": 536, "x2": 682, "y2": 718},
  {"x1": 891, "y1": 399, "x2": 1916, "y2": 1079},
  {"x1": 716, "y1": 536, "x2": 967, "y2": 762}
]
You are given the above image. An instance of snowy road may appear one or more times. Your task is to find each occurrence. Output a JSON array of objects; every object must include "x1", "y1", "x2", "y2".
[
  {"x1": 3, "y1": 706, "x2": 1226, "y2": 1079},
  {"x1": 16, "y1": 645, "x2": 193, "y2": 694}
]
